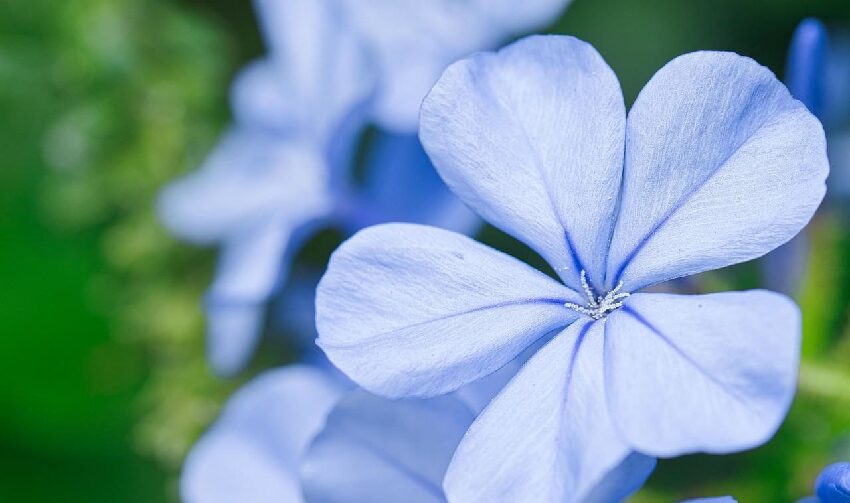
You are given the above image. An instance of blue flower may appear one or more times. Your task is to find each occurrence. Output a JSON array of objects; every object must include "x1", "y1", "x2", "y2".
[
  {"x1": 681, "y1": 499, "x2": 737, "y2": 503},
  {"x1": 316, "y1": 35, "x2": 828, "y2": 501},
  {"x1": 763, "y1": 19, "x2": 850, "y2": 294},
  {"x1": 810, "y1": 462, "x2": 850, "y2": 503},
  {"x1": 180, "y1": 365, "x2": 349, "y2": 503}
]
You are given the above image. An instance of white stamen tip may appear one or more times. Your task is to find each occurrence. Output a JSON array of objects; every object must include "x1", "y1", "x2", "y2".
[{"x1": 564, "y1": 270, "x2": 630, "y2": 320}]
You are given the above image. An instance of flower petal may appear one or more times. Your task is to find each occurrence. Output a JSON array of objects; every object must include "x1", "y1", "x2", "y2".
[
  {"x1": 156, "y1": 130, "x2": 331, "y2": 244},
  {"x1": 815, "y1": 461, "x2": 850, "y2": 503},
  {"x1": 300, "y1": 391, "x2": 474, "y2": 503},
  {"x1": 252, "y1": 0, "x2": 373, "y2": 137},
  {"x1": 420, "y1": 35, "x2": 626, "y2": 292},
  {"x1": 181, "y1": 366, "x2": 346, "y2": 503},
  {"x1": 316, "y1": 223, "x2": 580, "y2": 398},
  {"x1": 785, "y1": 18, "x2": 828, "y2": 118},
  {"x1": 444, "y1": 322, "x2": 654, "y2": 503},
  {"x1": 605, "y1": 51, "x2": 828, "y2": 291},
  {"x1": 202, "y1": 219, "x2": 302, "y2": 375},
  {"x1": 205, "y1": 303, "x2": 265, "y2": 378},
  {"x1": 351, "y1": 131, "x2": 478, "y2": 234},
  {"x1": 681, "y1": 498, "x2": 737, "y2": 503},
  {"x1": 605, "y1": 291, "x2": 800, "y2": 456},
  {"x1": 229, "y1": 58, "x2": 301, "y2": 133}
]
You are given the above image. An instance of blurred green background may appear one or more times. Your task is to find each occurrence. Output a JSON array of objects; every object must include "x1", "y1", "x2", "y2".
[{"x1": 1, "y1": 0, "x2": 849, "y2": 501}]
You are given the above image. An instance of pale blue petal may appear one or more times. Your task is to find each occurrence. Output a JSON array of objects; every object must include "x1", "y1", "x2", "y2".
[
  {"x1": 606, "y1": 51, "x2": 828, "y2": 292},
  {"x1": 445, "y1": 322, "x2": 654, "y2": 503},
  {"x1": 348, "y1": 131, "x2": 479, "y2": 234},
  {"x1": 251, "y1": 0, "x2": 373, "y2": 140},
  {"x1": 181, "y1": 366, "x2": 346, "y2": 503},
  {"x1": 229, "y1": 58, "x2": 300, "y2": 133},
  {"x1": 582, "y1": 452, "x2": 656, "y2": 503},
  {"x1": 205, "y1": 303, "x2": 265, "y2": 377},
  {"x1": 202, "y1": 221, "x2": 292, "y2": 376},
  {"x1": 182, "y1": 431, "x2": 303, "y2": 503},
  {"x1": 301, "y1": 391, "x2": 474, "y2": 503},
  {"x1": 681, "y1": 498, "x2": 737, "y2": 503},
  {"x1": 786, "y1": 18, "x2": 828, "y2": 118},
  {"x1": 420, "y1": 35, "x2": 626, "y2": 292},
  {"x1": 815, "y1": 461, "x2": 850, "y2": 503},
  {"x1": 605, "y1": 291, "x2": 800, "y2": 457},
  {"x1": 156, "y1": 130, "x2": 331, "y2": 244},
  {"x1": 316, "y1": 223, "x2": 581, "y2": 398}
]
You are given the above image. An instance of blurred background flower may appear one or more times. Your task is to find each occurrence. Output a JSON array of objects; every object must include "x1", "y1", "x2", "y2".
[{"x1": 2, "y1": 0, "x2": 850, "y2": 502}]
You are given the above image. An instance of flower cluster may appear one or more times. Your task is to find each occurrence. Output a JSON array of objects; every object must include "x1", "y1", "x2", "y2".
[{"x1": 158, "y1": 3, "x2": 850, "y2": 502}]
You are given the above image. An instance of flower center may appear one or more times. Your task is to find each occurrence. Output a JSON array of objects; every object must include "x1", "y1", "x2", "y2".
[{"x1": 564, "y1": 270, "x2": 630, "y2": 320}]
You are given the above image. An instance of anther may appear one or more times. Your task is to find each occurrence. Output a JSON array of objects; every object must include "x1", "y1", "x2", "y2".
[{"x1": 564, "y1": 271, "x2": 630, "y2": 320}]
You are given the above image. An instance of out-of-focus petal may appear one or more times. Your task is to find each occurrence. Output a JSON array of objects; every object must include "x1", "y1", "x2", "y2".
[
  {"x1": 606, "y1": 51, "x2": 828, "y2": 292},
  {"x1": 445, "y1": 322, "x2": 654, "y2": 502},
  {"x1": 300, "y1": 391, "x2": 473, "y2": 503},
  {"x1": 786, "y1": 18, "x2": 828, "y2": 118},
  {"x1": 251, "y1": 0, "x2": 373, "y2": 139},
  {"x1": 341, "y1": 0, "x2": 493, "y2": 131},
  {"x1": 421, "y1": 35, "x2": 626, "y2": 292},
  {"x1": 181, "y1": 366, "x2": 347, "y2": 503},
  {"x1": 605, "y1": 291, "x2": 800, "y2": 457},
  {"x1": 815, "y1": 461, "x2": 850, "y2": 503},
  {"x1": 316, "y1": 223, "x2": 580, "y2": 398},
  {"x1": 156, "y1": 130, "x2": 331, "y2": 244}
]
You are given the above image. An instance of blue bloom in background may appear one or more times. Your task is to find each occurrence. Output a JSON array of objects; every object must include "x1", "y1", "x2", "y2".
[
  {"x1": 812, "y1": 462, "x2": 850, "y2": 503},
  {"x1": 764, "y1": 18, "x2": 850, "y2": 295},
  {"x1": 156, "y1": 0, "x2": 571, "y2": 376},
  {"x1": 157, "y1": 0, "x2": 372, "y2": 375},
  {"x1": 180, "y1": 365, "x2": 348, "y2": 503},
  {"x1": 316, "y1": 34, "x2": 828, "y2": 502}
]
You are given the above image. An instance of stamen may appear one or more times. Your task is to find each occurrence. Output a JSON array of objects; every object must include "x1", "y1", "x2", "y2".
[{"x1": 564, "y1": 271, "x2": 630, "y2": 320}]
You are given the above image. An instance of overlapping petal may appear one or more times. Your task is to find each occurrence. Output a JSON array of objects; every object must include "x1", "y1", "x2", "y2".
[
  {"x1": 181, "y1": 366, "x2": 346, "y2": 503},
  {"x1": 605, "y1": 291, "x2": 800, "y2": 456},
  {"x1": 606, "y1": 51, "x2": 828, "y2": 291},
  {"x1": 421, "y1": 35, "x2": 626, "y2": 292},
  {"x1": 445, "y1": 321, "x2": 654, "y2": 503},
  {"x1": 300, "y1": 391, "x2": 473, "y2": 503},
  {"x1": 316, "y1": 223, "x2": 580, "y2": 398}
]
